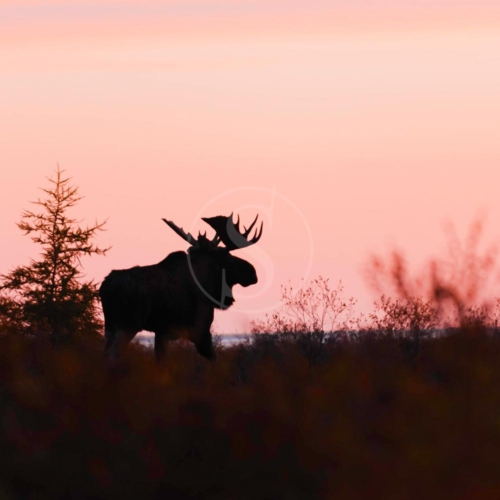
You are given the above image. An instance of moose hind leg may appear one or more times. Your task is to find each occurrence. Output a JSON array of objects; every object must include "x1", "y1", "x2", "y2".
[
  {"x1": 104, "y1": 325, "x2": 115, "y2": 355},
  {"x1": 105, "y1": 328, "x2": 136, "y2": 362}
]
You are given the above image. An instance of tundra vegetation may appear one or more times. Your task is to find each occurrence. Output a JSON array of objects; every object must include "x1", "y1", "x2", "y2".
[{"x1": 2, "y1": 174, "x2": 500, "y2": 499}]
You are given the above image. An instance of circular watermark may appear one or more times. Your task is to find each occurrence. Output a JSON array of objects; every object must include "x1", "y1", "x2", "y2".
[{"x1": 185, "y1": 186, "x2": 314, "y2": 314}]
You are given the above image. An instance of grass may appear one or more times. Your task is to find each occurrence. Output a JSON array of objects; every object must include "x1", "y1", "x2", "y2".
[{"x1": 1, "y1": 326, "x2": 500, "y2": 499}]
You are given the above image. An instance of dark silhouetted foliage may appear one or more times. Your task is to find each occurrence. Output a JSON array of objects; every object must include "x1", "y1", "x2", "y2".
[
  {"x1": 0, "y1": 167, "x2": 109, "y2": 341},
  {"x1": 250, "y1": 277, "x2": 357, "y2": 365},
  {"x1": 2, "y1": 202, "x2": 500, "y2": 498},
  {"x1": 2, "y1": 325, "x2": 500, "y2": 499},
  {"x1": 251, "y1": 277, "x2": 357, "y2": 335},
  {"x1": 366, "y1": 215, "x2": 498, "y2": 326}
]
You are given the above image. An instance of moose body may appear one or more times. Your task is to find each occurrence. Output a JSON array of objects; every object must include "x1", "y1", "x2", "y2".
[{"x1": 100, "y1": 215, "x2": 262, "y2": 361}]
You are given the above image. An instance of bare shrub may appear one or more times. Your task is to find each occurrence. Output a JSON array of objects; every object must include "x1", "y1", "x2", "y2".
[
  {"x1": 369, "y1": 295, "x2": 439, "y2": 336},
  {"x1": 367, "y1": 295, "x2": 439, "y2": 361},
  {"x1": 366, "y1": 216, "x2": 499, "y2": 329},
  {"x1": 251, "y1": 276, "x2": 357, "y2": 335},
  {"x1": 250, "y1": 277, "x2": 357, "y2": 364}
]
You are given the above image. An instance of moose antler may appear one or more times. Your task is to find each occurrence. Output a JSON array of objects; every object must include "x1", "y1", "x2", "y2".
[
  {"x1": 163, "y1": 219, "x2": 220, "y2": 248},
  {"x1": 202, "y1": 213, "x2": 263, "y2": 251}
]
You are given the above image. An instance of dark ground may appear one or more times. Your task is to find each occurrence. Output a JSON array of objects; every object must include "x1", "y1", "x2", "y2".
[{"x1": 1, "y1": 328, "x2": 500, "y2": 499}]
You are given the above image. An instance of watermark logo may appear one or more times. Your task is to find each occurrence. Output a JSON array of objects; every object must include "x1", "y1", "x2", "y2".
[{"x1": 186, "y1": 186, "x2": 313, "y2": 314}]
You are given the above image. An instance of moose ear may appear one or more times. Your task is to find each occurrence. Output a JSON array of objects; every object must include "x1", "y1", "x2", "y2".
[{"x1": 202, "y1": 215, "x2": 229, "y2": 235}]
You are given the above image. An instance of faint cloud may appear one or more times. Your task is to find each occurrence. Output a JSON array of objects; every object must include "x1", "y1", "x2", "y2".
[{"x1": 0, "y1": 2, "x2": 260, "y2": 23}]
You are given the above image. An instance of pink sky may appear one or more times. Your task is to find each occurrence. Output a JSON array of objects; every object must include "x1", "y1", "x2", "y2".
[{"x1": 1, "y1": 2, "x2": 500, "y2": 332}]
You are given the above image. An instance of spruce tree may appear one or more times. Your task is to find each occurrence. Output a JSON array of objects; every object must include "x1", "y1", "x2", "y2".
[{"x1": 0, "y1": 167, "x2": 109, "y2": 341}]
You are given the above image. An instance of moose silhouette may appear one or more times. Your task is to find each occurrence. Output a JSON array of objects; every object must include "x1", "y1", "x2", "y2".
[{"x1": 99, "y1": 214, "x2": 263, "y2": 362}]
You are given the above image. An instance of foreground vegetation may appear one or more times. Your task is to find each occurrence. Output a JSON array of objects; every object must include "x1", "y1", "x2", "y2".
[
  {"x1": 2, "y1": 169, "x2": 499, "y2": 497},
  {"x1": 2, "y1": 325, "x2": 500, "y2": 500}
]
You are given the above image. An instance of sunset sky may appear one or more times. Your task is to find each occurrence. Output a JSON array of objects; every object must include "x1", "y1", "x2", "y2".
[{"x1": 1, "y1": 1, "x2": 500, "y2": 332}]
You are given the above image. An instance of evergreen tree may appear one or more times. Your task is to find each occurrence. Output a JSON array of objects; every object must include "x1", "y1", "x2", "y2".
[{"x1": 0, "y1": 167, "x2": 109, "y2": 340}]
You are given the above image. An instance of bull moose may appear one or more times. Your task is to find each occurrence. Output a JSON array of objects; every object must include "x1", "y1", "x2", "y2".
[{"x1": 99, "y1": 214, "x2": 263, "y2": 361}]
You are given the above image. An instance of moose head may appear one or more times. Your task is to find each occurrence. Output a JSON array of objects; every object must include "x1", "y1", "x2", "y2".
[{"x1": 162, "y1": 214, "x2": 263, "y2": 309}]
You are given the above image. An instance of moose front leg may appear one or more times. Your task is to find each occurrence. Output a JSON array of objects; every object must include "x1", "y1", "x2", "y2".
[
  {"x1": 195, "y1": 331, "x2": 216, "y2": 360},
  {"x1": 193, "y1": 306, "x2": 216, "y2": 360}
]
